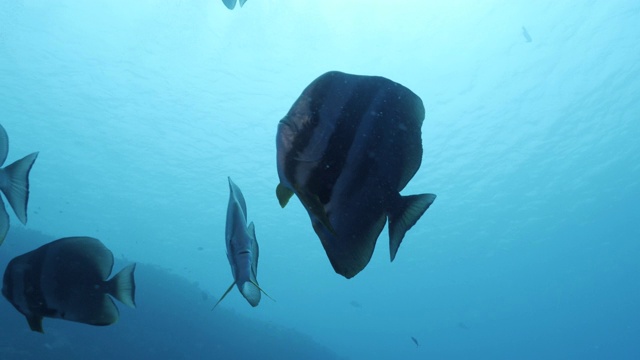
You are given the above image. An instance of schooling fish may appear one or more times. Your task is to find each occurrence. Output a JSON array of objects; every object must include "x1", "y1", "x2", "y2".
[
  {"x1": 0, "y1": 123, "x2": 38, "y2": 245},
  {"x1": 212, "y1": 177, "x2": 271, "y2": 310},
  {"x1": 2, "y1": 236, "x2": 136, "y2": 333},
  {"x1": 276, "y1": 71, "x2": 436, "y2": 279},
  {"x1": 222, "y1": 0, "x2": 247, "y2": 10},
  {"x1": 411, "y1": 336, "x2": 420, "y2": 347}
]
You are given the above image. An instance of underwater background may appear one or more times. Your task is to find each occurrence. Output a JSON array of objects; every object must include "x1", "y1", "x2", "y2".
[{"x1": 1, "y1": 0, "x2": 639, "y2": 359}]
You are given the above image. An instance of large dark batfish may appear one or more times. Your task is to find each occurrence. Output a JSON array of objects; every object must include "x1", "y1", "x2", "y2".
[
  {"x1": 276, "y1": 71, "x2": 436, "y2": 279},
  {"x1": 212, "y1": 177, "x2": 271, "y2": 310},
  {"x1": 222, "y1": 0, "x2": 247, "y2": 10},
  {"x1": 0, "y1": 123, "x2": 38, "y2": 246},
  {"x1": 2, "y1": 236, "x2": 136, "y2": 333}
]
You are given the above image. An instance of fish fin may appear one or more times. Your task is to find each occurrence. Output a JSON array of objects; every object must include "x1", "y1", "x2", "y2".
[
  {"x1": 388, "y1": 193, "x2": 436, "y2": 261},
  {"x1": 0, "y1": 152, "x2": 38, "y2": 225},
  {"x1": 276, "y1": 183, "x2": 294, "y2": 208},
  {"x1": 0, "y1": 200, "x2": 8, "y2": 246},
  {"x1": 108, "y1": 263, "x2": 136, "y2": 308},
  {"x1": 250, "y1": 279, "x2": 275, "y2": 302},
  {"x1": 0, "y1": 124, "x2": 7, "y2": 166},
  {"x1": 222, "y1": 0, "x2": 237, "y2": 10},
  {"x1": 239, "y1": 0, "x2": 247, "y2": 7},
  {"x1": 296, "y1": 188, "x2": 335, "y2": 235},
  {"x1": 26, "y1": 315, "x2": 44, "y2": 333},
  {"x1": 247, "y1": 221, "x2": 256, "y2": 241},
  {"x1": 211, "y1": 281, "x2": 235, "y2": 311}
]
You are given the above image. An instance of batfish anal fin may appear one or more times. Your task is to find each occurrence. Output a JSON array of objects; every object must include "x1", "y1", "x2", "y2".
[
  {"x1": 276, "y1": 183, "x2": 294, "y2": 208},
  {"x1": 26, "y1": 314, "x2": 44, "y2": 333},
  {"x1": 388, "y1": 193, "x2": 436, "y2": 261},
  {"x1": 211, "y1": 281, "x2": 235, "y2": 311},
  {"x1": 1, "y1": 152, "x2": 38, "y2": 225},
  {"x1": 108, "y1": 263, "x2": 136, "y2": 308}
]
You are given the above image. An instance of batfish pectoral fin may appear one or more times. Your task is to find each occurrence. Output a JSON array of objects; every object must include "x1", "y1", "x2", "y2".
[
  {"x1": 250, "y1": 279, "x2": 275, "y2": 303},
  {"x1": 296, "y1": 189, "x2": 336, "y2": 235},
  {"x1": 26, "y1": 314, "x2": 44, "y2": 333},
  {"x1": 388, "y1": 193, "x2": 436, "y2": 261},
  {"x1": 276, "y1": 183, "x2": 294, "y2": 208},
  {"x1": 211, "y1": 281, "x2": 235, "y2": 311}
]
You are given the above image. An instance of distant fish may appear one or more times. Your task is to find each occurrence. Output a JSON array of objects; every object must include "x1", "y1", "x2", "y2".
[
  {"x1": 458, "y1": 322, "x2": 468, "y2": 330},
  {"x1": 222, "y1": 0, "x2": 247, "y2": 10},
  {"x1": 0, "y1": 123, "x2": 38, "y2": 245},
  {"x1": 212, "y1": 177, "x2": 272, "y2": 310},
  {"x1": 411, "y1": 336, "x2": 419, "y2": 347},
  {"x1": 522, "y1": 26, "x2": 532, "y2": 42},
  {"x1": 349, "y1": 300, "x2": 362, "y2": 308},
  {"x1": 275, "y1": 71, "x2": 437, "y2": 279},
  {"x1": 2, "y1": 237, "x2": 136, "y2": 333}
]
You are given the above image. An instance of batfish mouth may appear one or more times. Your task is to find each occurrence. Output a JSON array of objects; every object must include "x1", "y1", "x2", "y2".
[{"x1": 237, "y1": 250, "x2": 250, "y2": 255}]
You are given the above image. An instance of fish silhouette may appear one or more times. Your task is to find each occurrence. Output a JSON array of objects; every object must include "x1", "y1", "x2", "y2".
[
  {"x1": 2, "y1": 237, "x2": 136, "y2": 333},
  {"x1": 276, "y1": 71, "x2": 437, "y2": 278},
  {"x1": 212, "y1": 177, "x2": 271, "y2": 309}
]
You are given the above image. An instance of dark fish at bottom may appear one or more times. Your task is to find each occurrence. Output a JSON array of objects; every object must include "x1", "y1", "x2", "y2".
[{"x1": 2, "y1": 236, "x2": 136, "y2": 333}]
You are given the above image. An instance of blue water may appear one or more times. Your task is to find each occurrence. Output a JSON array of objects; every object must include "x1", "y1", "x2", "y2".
[{"x1": 1, "y1": 1, "x2": 639, "y2": 359}]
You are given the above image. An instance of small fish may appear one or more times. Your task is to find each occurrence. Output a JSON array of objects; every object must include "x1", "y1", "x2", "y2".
[
  {"x1": 411, "y1": 336, "x2": 419, "y2": 347},
  {"x1": 349, "y1": 300, "x2": 362, "y2": 308},
  {"x1": 522, "y1": 26, "x2": 532, "y2": 42},
  {"x1": 222, "y1": 0, "x2": 247, "y2": 10},
  {"x1": 458, "y1": 322, "x2": 468, "y2": 330},
  {"x1": 276, "y1": 71, "x2": 437, "y2": 278},
  {"x1": 0, "y1": 124, "x2": 38, "y2": 245},
  {"x1": 212, "y1": 177, "x2": 272, "y2": 310},
  {"x1": 2, "y1": 237, "x2": 136, "y2": 333}
]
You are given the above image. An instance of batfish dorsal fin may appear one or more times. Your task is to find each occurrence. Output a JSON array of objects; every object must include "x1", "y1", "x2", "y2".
[{"x1": 388, "y1": 193, "x2": 436, "y2": 261}]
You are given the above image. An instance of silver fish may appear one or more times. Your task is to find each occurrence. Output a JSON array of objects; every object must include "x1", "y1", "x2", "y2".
[
  {"x1": 0, "y1": 123, "x2": 38, "y2": 245},
  {"x1": 212, "y1": 177, "x2": 271, "y2": 310}
]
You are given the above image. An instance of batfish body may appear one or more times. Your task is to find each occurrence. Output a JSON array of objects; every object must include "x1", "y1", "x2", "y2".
[
  {"x1": 212, "y1": 177, "x2": 271, "y2": 310},
  {"x1": 0, "y1": 123, "x2": 38, "y2": 246},
  {"x1": 276, "y1": 71, "x2": 436, "y2": 278},
  {"x1": 2, "y1": 236, "x2": 136, "y2": 333}
]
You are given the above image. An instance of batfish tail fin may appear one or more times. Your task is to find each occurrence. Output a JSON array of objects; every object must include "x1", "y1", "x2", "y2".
[
  {"x1": 108, "y1": 263, "x2": 136, "y2": 308},
  {"x1": 211, "y1": 281, "x2": 235, "y2": 311},
  {"x1": 240, "y1": 279, "x2": 261, "y2": 307},
  {"x1": 0, "y1": 201, "x2": 9, "y2": 246},
  {"x1": 388, "y1": 193, "x2": 436, "y2": 261},
  {"x1": 0, "y1": 152, "x2": 38, "y2": 225}
]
